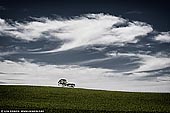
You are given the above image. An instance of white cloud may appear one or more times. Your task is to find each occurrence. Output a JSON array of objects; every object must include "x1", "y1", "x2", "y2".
[
  {"x1": 0, "y1": 59, "x2": 170, "y2": 92},
  {"x1": 0, "y1": 13, "x2": 153, "y2": 52},
  {"x1": 0, "y1": 59, "x2": 113, "y2": 87},
  {"x1": 0, "y1": 51, "x2": 17, "y2": 56},
  {"x1": 155, "y1": 32, "x2": 170, "y2": 43},
  {"x1": 135, "y1": 55, "x2": 170, "y2": 72},
  {"x1": 107, "y1": 52, "x2": 170, "y2": 76}
]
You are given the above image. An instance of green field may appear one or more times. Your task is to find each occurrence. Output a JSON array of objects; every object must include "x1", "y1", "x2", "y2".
[{"x1": 0, "y1": 85, "x2": 170, "y2": 113}]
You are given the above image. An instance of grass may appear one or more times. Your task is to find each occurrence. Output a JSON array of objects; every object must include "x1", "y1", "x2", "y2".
[{"x1": 0, "y1": 85, "x2": 170, "y2": 113}]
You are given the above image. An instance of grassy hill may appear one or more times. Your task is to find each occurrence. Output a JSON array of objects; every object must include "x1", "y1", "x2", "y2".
[{"x1": 0, "y1": 85, "x2": 170, "y2": 113}]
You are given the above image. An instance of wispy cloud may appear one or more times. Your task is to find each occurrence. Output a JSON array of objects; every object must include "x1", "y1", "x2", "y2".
[
  {"x1": 155, "y1": 32, "x2": 170, "y2": 43},
  {"x1": 0, "y1": 51, "x2": 17, "y2": 56},
  {"x1": 133, "y1": 55, "x2": 170, "y2": 73},
  {"x1": 107, "y1": 52, "x2": 170, "y2": 77},
  {"x1": 0, "y1": 59, "x2": 113, "y2": 88},
  {"x1": 0, "y1": 14, "x2": 153, "y2": 52},
  {"x1": 1, "y1": 13, "x2": 170, "y2": 92},
  {"x1": 0, "y1": 57, "x2": 170, "y2": 92}
]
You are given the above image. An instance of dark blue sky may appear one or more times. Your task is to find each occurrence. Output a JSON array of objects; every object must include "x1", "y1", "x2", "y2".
[{"x1": 0, "y1": 0, "x2": 170, "y2": 31}]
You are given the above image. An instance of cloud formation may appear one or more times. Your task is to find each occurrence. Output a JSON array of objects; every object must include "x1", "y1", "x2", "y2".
[
  {"x1": 155, "y1": 32, "x2": 170, "y2": 43},
  {"x1": 134, "y1": 55, "x2": 170, "y2": 72},
  {"x1": 0, "y1": 59, "x2": 113, "y2": 88},
  {"x1": 107, "y1": 52, "x2": 170, "y2": 77},
  {"x1": 0, "y1": 14, "x2": 153, "y2": 52},
  {"x1": 0, "y1": 55, "x2": 170, "y2": 92},
  {"x1": 1, "y1": 13, "x2": 170, "y2": 92}
]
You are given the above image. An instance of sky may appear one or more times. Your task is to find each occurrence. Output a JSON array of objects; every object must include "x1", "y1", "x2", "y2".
[{"x1": 0, "y1": 0, "x2": 170, "y2": 92}]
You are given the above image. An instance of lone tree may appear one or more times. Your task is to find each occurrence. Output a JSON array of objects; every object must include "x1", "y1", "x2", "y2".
[
  {"x1": 66, "y1": 83, "x2": 75, "y2": 88},
  {"x1": 58, "y1": 79, "x2": 76, "y2": 88},
  {"x1": 58, "y1": 79, "x2": 67, "y2": 87}
]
